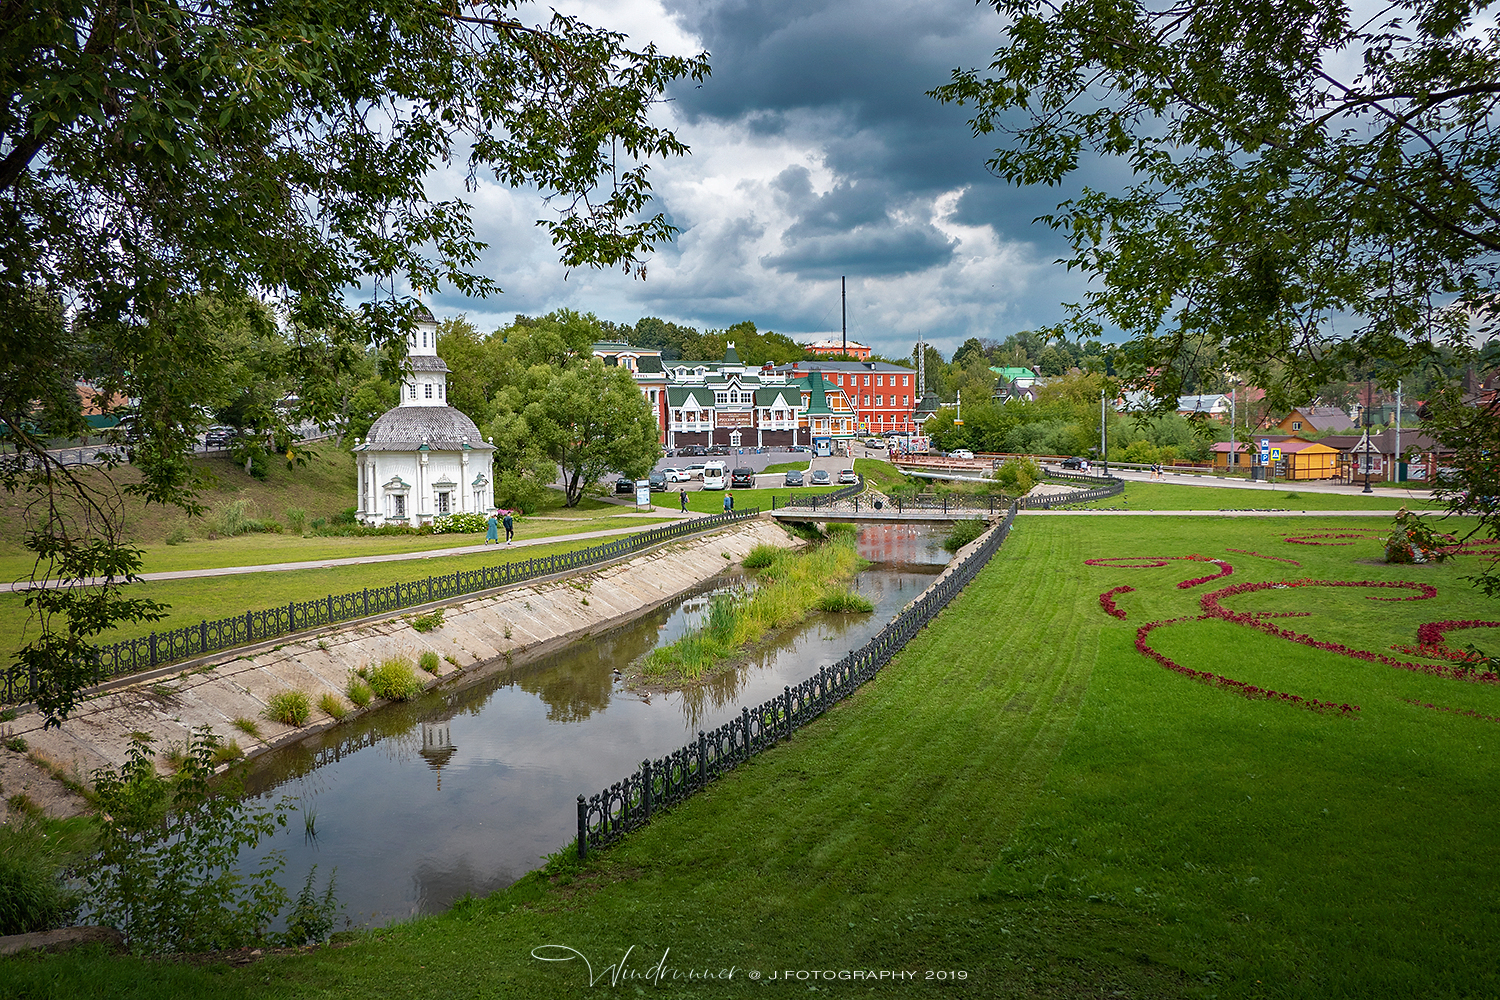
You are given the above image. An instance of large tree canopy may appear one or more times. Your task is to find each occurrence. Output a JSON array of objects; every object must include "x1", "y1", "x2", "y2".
[
  {"x1": 935, "y1": 0, "x2": 1500, "y2": 589},
  {"x1": 2, "y1": 0, "x2": 707, "y2": 723},
  {"x1": 934, "y1": 0, "x2": 1498, "y2": 401}
]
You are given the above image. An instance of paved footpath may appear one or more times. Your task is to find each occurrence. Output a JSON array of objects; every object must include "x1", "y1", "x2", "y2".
[{"x1": 1, "y1": 507, "x2": 696, "y2": 593}]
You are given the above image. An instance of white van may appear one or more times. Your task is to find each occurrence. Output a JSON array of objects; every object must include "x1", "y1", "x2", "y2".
[{"x1": 702, "y1": 461, "x2": 727, "y2": 490}]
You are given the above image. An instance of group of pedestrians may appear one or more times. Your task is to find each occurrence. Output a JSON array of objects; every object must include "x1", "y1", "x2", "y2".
[{"x1": 484, "y1": 509, "x2": 515, "y2": 544}]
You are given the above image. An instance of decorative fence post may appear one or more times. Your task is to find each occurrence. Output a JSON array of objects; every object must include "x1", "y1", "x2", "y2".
[
  {"x1": 642, "y1": 759, "x2": 653, "y2": 821},
  {"x1": 698, "y1": 730, "x2": 708, "y2": 788},
  {"x1": 783, "y1": 686, "x2": 793, "y2": 737},
  {"x1": 577, "y1": 795, "x2": 588, "y2": 859}
]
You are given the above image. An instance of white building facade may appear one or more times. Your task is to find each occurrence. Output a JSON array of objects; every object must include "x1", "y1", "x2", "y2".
[{"x1": 353, "y1": 311, "x2": 495, "y2": 525}]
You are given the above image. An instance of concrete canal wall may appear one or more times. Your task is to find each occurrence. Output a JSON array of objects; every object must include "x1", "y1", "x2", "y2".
[{"x1": 0, "y1": 519, "x2": 800, "y2": 819}]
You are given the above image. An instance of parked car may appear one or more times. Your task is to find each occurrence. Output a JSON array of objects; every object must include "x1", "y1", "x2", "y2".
[
  {"x1": 784, "y1": 469, "x2": 805, "y2": 486},
  {"x1": 838, "y1": 469, "x2": 858, "y2": 484},
  {"x1": 702, "y1": 461, "x2": 727, "y2": 490},
  {"x1": 952, "y1": 448, "x2": 975, "y2": 460},
  {"x1": 811, "y1": 469, "x2": 831, "y2": 485},
  {"x1": 731, "y1": 467, "x2": 755, "y2": 488},
  {"x1": 1060, "y1": 456, "x2": 1085, "y2": 470},
  {"x1": 204, "y1": 425, "x2": 233, "y2": 448},
  {"x1": 648, "y1": 471, "x2": 668, "y2": 491},
  {"x1": 614, "y1": 477, "x2": 636, "y2": 494},
  {"x1": 790, "y1": 445, "x2": 812, "y2": 453},
  {"x1": 685, "y1": 463, "x2": 707, "y2": 479},
  {"x1": 665, "y1": 467, "x2": 692, "y2": 483}
]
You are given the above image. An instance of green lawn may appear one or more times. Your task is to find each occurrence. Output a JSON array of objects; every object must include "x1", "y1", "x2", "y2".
[
  {"x1": 760, "y1": 460, "x2": 810, "y2": 475},
  {"x1": 0, "y1": 533, "x2": 674, "y2": 659},
  {"x1": 853, "y1": 457, "x2": 913, "y2": 492},
  {"x1": 8, "y1": 516, "x2": 1500, "y2": 997},
  {"x1": 1072, "y1": 478, "x2": 1446, "y2": 511},
  {"x1": 678, "y1": 485, "x2": 839, "y2": 515}
]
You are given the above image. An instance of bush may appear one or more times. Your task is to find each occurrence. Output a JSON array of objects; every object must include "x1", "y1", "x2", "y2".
[
  {"x1": 432, "y1": 512, "x2": 488, "y2": 534},
  {"x1": 367, "y1": 657, "x2": 424, "y2": 701},
  {"x1": 214, "y1": 498, "x2": 254, "y2": 538},
  {"x1": 332, "y1": 507, "x2": 359, "y2": 526},
  {"x1": 346, "y1": 676, "x2": 373, "y2": 707},
  {"x1": 0, "y1": 820, "x2": 81, "y2": 935},
  {"x1": 84, "y1": 730, "x2": 299, "y2": 954},
  {"x1": 410, "y1": 609, "x2": 444, "y2": 633},
  {"x1": 263, "y1": 690, "x2": 311, "y2": 727},
  {"x1": 285, "y1": 507, "x2": 307, "y2": 534},
  {"x1": 943, "y1": 518, "x2": 988, "y2": 552},
  {"x1": 993, "y1": 456, "x2": 1042, "y2": 495},
  {"x1": 164, "y1": 525, "x2": 190, "y2": 546},
  {"x1": 418, "y1": 651, "x2": 441, "y2": 675}
]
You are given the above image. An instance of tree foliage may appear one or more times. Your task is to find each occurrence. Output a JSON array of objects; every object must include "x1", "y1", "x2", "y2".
[
  {"x1": 935, "y1": 0, "x2": 1498, "y2": 403},
  {"x1": 526, "y1": 359, "x2": 662, "y2": 507},
  {"x1": 935, "y1": 0, "x2": 1500, "y2": 589},
  {"x1": 2, "y1": 1, "x2": 707, "y2": 721}
]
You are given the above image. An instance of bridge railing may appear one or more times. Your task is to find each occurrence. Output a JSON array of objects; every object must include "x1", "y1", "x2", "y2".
[
  {"x1": 2, "y1": 508, "x2": 760, "y2": 707},
  {"x1": 770, "y1": 475, "x2": 864, "y2": 511}
]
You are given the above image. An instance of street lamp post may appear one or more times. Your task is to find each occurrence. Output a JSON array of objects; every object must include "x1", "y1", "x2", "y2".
[{"x1": 1362, "y1": 380, "x2": 1374, "y2": 493}]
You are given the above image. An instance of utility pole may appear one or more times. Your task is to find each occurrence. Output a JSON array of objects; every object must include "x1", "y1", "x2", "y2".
[
  {"x1": 917, "y1": 330, "x2": 925, "y2": 398},
  {"x1": 1395, "y1": 379, "x2": 1403, "y2": 483},
  {"x1": 1229, "y1": 385, "x2": 1237, "y2": 476},
  {"x1": 1100, "y1": 389, "x2": 1109, "y2": 475},
  {"x1": 1363, "y1": 379, "x2": 1374, "y2": 493}
]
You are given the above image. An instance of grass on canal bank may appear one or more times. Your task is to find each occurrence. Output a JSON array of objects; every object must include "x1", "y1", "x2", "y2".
[
  {"x1": 0, "y1": 534, "x2": 664, "y2": 663},
  {"x1": 639, "y1": 529, "x2": 871, "y2": 684},
  {"x1": 1070, "y1": 478, "x2": 1444, "y2": 511},
  {"x1": 6, "y1": 515, "x2": 1500, "y2": 998}
]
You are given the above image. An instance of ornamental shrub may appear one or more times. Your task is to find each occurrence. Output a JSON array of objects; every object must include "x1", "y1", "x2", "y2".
[{"x1": 432, "y1": 512, "x2": 488, "y2": 534}]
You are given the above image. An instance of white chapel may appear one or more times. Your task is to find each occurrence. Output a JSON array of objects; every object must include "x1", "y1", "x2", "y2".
[{"x1": 352, "y1": 309, "x2": 495, "y2": 525}]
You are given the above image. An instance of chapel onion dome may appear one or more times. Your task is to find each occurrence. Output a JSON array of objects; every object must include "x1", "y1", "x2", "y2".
[{"x1": 364, "y1": 406, "x2": 496, "y2": 452}]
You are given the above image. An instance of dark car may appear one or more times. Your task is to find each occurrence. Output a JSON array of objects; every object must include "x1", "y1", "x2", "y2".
[
  {"x1": 204, "y1": 426, "x2": 233, "y2": 448},
  {"x1": 731, "y1": 467, "x2": 755, "y2": 488},
  {"x1": 648, "y1": 471, "x2": 668, "y2": 492},
  {"x1": 615, "y1": 477, "x2": 636, "y2": 494},
  {"x1": 811, "y1": 469, "x2": 831, "y2": 485},
  {"x1": 784, "y1": 470, "x2": 805, "y2": 486},
  {"x1": 1060, "y1": 456, "x2": 1085, "y2": 470}
]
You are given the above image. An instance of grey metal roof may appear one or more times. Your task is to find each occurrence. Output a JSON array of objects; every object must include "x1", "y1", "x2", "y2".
[
  {"x1": 363, "y1": 405, "x2": 494, "y2": 451},
  {"x1": 407, "y1": 355, "x2": 450, "y2": 373}
]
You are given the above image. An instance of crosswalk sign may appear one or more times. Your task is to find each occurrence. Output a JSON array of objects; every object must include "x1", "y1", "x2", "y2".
[{"x1": 1270, "y1": 447, "x2": 1282, "y2": 462}]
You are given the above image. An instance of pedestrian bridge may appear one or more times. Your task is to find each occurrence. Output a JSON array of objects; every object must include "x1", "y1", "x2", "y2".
[{"x1": 768, "y1": 502, "x2": 1007, "y2": 525}]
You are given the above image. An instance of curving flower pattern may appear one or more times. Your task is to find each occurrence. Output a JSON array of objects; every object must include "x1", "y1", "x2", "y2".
[{"x1": 1099, "y1": 585, "x2": 1134, "y2": 620}]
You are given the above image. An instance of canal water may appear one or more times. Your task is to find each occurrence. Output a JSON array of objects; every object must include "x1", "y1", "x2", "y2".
[{"x1": 240, "y1": 525, "x2": 948, "y2": 928}]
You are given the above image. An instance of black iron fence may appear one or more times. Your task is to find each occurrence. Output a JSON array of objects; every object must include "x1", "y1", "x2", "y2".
[
  {"x1": 576, "y1": 502, "x2": 1016, "y2": 858},
  {"x1": 2, "y1": 508, "x2": 760, "y2": 706},
  {"x1": 1018, "y1": 473, "x2": 1124, "y2": 509},
  {"x1": 769, "y1": 475, "x2": 865, "y2": 511}
]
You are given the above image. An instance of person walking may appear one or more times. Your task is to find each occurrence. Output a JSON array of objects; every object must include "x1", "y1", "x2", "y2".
[
  {"x1": 679, "y1": 489, "x2": 688, "y2": 513},
  {"x1": 485, "y1": 512, "x2": 498, "y2": 545},
  {"x1": 723, "y1": 492, "x2": 734, "y2": 513},
  {"x1": 502, "y1": 510, "x2": 514, "y2": 544}
]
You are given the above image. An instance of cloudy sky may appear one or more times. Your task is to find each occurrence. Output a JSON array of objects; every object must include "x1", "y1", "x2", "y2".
[{"x1": 425, "y1": 0, "x2": 1097, "y2": 360}]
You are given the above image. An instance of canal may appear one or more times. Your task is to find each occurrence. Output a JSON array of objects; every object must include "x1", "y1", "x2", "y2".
[{"x1": 240, "y1": 524, "x2": 949, "y2": 927}]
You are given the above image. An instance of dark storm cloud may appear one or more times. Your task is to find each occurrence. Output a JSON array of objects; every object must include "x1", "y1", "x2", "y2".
[
  {"x1": 662, "y1": 0, "x2": 1033, "y2": 221},
  {"x1": 760, "y1": 165, "x2": 956, "y2": 277}
]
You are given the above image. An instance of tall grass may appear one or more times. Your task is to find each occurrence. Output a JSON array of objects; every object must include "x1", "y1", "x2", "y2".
[
  {"x1": 643, "y1": 536, "x2": 869, "y2": 682},
  {"x1": 0, "y1": 820, "x2": 80, "y2": 934}
]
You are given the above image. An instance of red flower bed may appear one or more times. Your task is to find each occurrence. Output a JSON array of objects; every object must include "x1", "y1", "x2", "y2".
[
  {"x1": 1284, "y1": 532, "x2": 1381, "y2": 546},
  {"x1": 1226, "y1": 548, "x2": 1301, "y2": 566},
  {"x1": 1099, "y1": 586, "x2": 1134, "y2": 620},
  {"x1": 1084, "y1": 554, "x2": 1233, "y2": 589},
  {"x1": 1400, "y1": 698, "x2": 1500, "y2": 724},
  {"x1": 1134, "y1": 617, "x2": 1359, "y2": 715},
  {"x1": 1200, "y1": 581, "x2": 1498, "y2": 684}
]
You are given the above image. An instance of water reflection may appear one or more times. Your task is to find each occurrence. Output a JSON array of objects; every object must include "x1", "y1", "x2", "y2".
[{"x1": 241, "y1": 525, "x2": 948, "y2": 927}]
